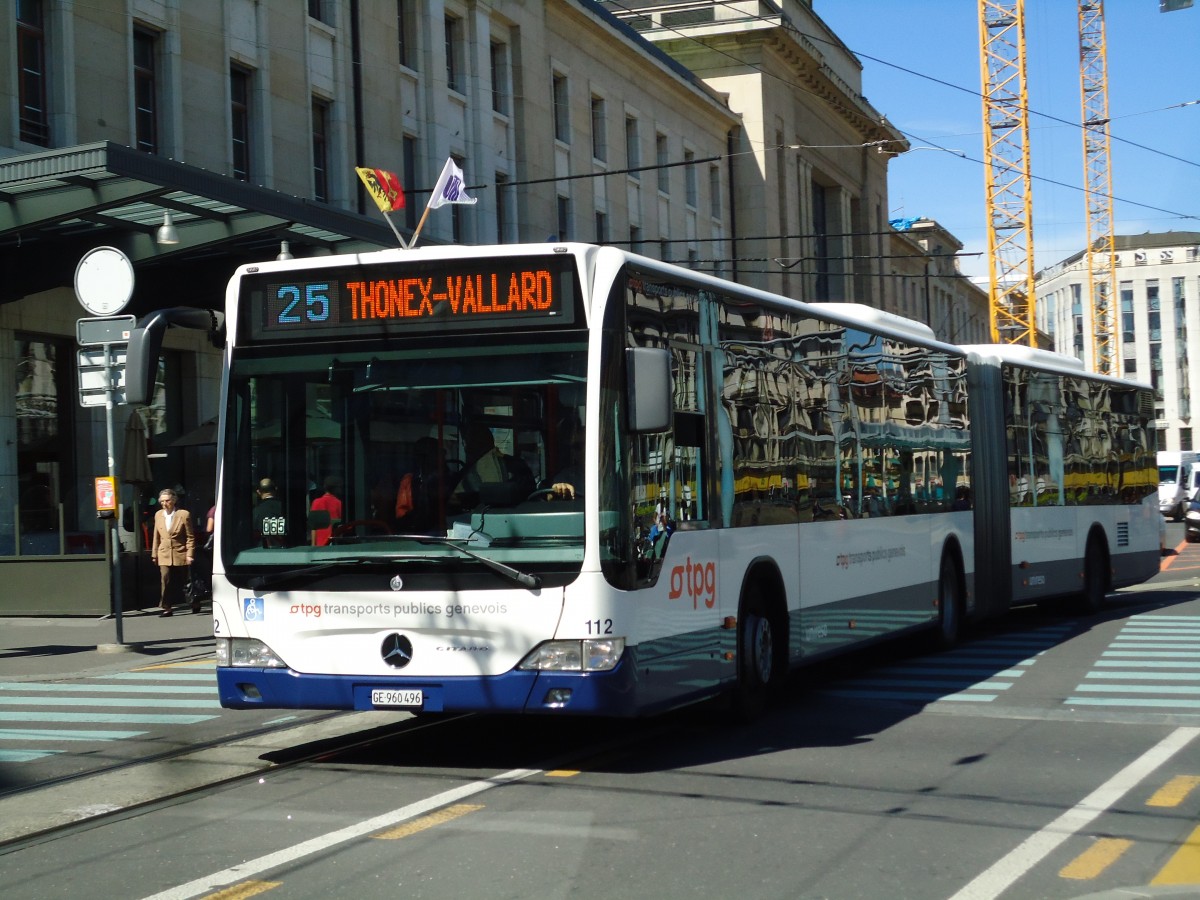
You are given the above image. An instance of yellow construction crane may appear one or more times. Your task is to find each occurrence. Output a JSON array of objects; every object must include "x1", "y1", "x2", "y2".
[
  {"x1": 978, "y1": 0, "x2": 1036, "y2": 346},
  {"x1": 1077, "y1": 1, "x2": 1118, "y2": 375}
]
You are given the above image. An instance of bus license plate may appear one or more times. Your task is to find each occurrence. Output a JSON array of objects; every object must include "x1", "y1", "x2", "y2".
[{"x1": 371, "y1": 689, "x2": 424, "y2": 708}]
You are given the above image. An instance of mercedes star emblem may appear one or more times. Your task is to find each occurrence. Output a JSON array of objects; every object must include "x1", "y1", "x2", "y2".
[{"x1": 381, "y1": 633, "x2": 414, "y2": 669}]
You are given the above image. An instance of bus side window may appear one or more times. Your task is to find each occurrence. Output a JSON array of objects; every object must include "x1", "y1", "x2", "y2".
[{"x1": 673, "y1": 411, "x2": 706, "y2": 526}]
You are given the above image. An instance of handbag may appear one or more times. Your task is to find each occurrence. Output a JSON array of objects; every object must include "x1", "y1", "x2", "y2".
[{"x1": 183, "y1": 565, "x2": 211, "y2": 603}]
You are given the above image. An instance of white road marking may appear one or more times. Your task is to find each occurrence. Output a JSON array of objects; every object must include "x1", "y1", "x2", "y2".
[
  {"x1": 139, "y1": 767, "x2": 540, "y2": 900},
  {"x1": 948, "y1": 726, "x2": 1200, "y2": 900}
]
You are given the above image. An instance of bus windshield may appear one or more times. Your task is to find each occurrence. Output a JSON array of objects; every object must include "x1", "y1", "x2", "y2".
[{"x1": 221, "y1": 339, "x2": 588, "y2": 580}]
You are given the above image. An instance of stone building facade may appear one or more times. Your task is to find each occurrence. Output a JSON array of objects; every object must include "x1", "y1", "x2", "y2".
[
  {"x1": 1037, "y1": 232, "x2": 1200, "y2": 453},
  {"x1": 0, "y1": 0, "x2": 957, "y2": 611}
]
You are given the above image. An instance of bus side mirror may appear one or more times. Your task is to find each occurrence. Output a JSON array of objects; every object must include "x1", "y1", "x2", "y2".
[
  {"x1": 125, "y1": 308, "x2": 224, "y2": 406},
  {"x1": 626, "y1": 347, "x2": 672, "y2": 433}
]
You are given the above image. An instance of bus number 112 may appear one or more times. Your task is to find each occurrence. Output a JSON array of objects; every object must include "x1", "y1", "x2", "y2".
[{"x1": 586, "y1": 618, "x2": 613, "y2": 635}]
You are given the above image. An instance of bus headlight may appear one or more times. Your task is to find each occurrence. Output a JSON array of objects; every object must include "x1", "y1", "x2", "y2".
[
  {"x1": 215, "y1": 637, "x2": 288, "y2": 668},
  {"x1": 518, "y1": 638, "x2": 625, "y2": 672}
]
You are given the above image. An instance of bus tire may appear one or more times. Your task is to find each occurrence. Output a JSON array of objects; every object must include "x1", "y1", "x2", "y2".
[
  {"x1": 733, "y1": 589, "x2": 781, "y2": 721},
  {"x1": 1075, "y1": 535, "x2": 1108, "y2": 614},
  {"x1": 935, "y1": 552, "x2": 964, "y2": 649}
]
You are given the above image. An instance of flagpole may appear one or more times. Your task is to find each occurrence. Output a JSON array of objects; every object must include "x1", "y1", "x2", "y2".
[
  {"x1": 382, "y1": 210, "x2": 410, "y2": 250},
  {"x1": 407, "y1": 201, "x2": 435, "y2": 250}
]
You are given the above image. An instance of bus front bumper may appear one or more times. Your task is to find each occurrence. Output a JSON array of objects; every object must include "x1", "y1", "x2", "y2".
[{"x1": 216, "y1": 658, "x2": 640, "y2": 716}]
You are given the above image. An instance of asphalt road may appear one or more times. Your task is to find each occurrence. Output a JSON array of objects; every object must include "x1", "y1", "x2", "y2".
[{"x1": 2, "y1": 525, "x2": 1200, "y2": 899}]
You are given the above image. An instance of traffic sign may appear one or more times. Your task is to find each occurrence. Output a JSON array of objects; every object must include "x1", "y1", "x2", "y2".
[
  {"x1": 77, "y1": 315, "x2": 136, "y2": 346},
  {"x1": 75, "y1": 246, "x2": 134, "y2": 316},
  {"x1": 77, "y1": 347, "x2": 127, "y2": 407}
]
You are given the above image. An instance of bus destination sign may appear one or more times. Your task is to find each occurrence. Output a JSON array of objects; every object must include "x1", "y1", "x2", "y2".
[{"x1": 247, "y1": 256, "x2": 578, "y2": 341}]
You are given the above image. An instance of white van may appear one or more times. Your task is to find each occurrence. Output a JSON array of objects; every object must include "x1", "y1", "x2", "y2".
[{"x1": 1158, "y1": 451, "x2": 1200, "y2": 520}]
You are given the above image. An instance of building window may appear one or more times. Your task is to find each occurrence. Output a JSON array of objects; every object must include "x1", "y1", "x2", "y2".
[
  {"x1": 595, "y1": 211, "x2": 607, "y2": 243},
  {"x1": 629, "y1": 225, "x2": 641, "y2": 254},
  {"x1": 684, "y1": 149, "x2": 697, "y2": 207},
  {"x1": 709, "y1": 165, "x2": 721, "y2": 218},
  {"x1": 312, "y1": 98, "x2": 330, "y2": 202},
  {"x1": 444, "y1": 16, "x2": 462, "y2": 93},
  {"x1": 556, "y1": 195, "x2": 571, "y2": 241},
  {"x1": 1183, "y1": 428, "x2": 1194, "y2": 453},
  {"x1": 17, "y1": 0, "x2": 49, "y2": 146},
  {"x1": 13, "y1": 335, "x2": 86, "y2": 555},
  {"x1": 626, "y1": 116, "x2": 640, "y2": 177},
  {"x1": 553, "y1": 73, "x2": 569, "y2": 143},
  {"x1": 656, "y1": 132, "x2": 669, "y2": 193},
  {"x1": 307, "y1": 1, "x2": 330, "y2": 25},
  {"x1": 133, "y1": 27, "x2": 159, "y2": 154},
  {"x1": 230, "y1": 65, "x2": 252, "y2": 182},
  {"x1": 402, "y1": 135, "x2": 417, "y2": 230},
  {"x1": 490, "y1": 41, "x2": 509, "y2": 115},
  {"x1": 591, "y1": 96, "x2": 607, "y2": 162},
  {"x1": 397, "y1": 1, "x2": 416, "y2": 69},
  {"x1": 495, "y1": 171, "x2": 509, "y2": 242}
]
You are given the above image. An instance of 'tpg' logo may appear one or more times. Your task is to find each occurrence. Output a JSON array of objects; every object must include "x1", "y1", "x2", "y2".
[{"x1": 668, "y1": 557, "x2": 717, "y2": 610}]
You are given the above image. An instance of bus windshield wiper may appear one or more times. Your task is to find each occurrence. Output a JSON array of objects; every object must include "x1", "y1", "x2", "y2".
[
  {"x1": 396, "y1": 534, "x2": 543, "y2": 590},
  {"x1": 247, "y1": 556, "x2": 391, "y2": 591}
]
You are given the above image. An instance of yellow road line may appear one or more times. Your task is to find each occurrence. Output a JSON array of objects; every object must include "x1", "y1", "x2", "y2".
[
  {"x1": 545, "y1": 770, "x2": 580, "y2": 778},
  {"x1": 1147, "y1": 775, "x2": 1200, "y2": 808},
  {"x1": 373, "y1": 803, "x2": 483, "y2": 840},
  {"x1": 1153, "y1": 824, "x2": 1200, "y2": 885},
  {"x1": 202, "y1": 881, "x2": 281, "y2": 899},
  {"x1": 1059, "y1": 838, "x2": 1133, "y2": 880},
  {"x1": 134, "y1": 658, "x2": 216, "y2": 671}
]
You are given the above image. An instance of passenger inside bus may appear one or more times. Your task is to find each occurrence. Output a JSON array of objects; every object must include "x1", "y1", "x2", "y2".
[
  {"x1": 543, "y1": 413, "x2": 584, "y2": 500},
  {"x1": 450, "y1": 423, "x2": 534, "y2": 509},
  {"x1": 310, "y1": 476, "x2": 343, "y2": 545},
  {"x1": 252, "y1": 478, "x2": 284, "y2": 547},
  {"x1": 395, "y1": 436, "x2": 450, "y2": 532}
]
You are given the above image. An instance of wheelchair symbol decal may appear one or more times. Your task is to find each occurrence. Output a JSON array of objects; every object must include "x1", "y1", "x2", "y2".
[{"x1": 242, "y1": 597, "x2": 265, "y2": 622}]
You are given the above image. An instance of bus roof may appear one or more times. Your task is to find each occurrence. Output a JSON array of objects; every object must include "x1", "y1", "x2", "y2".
[{"x1": 961, "y1": 343, "x2": 1153, "y2": 391}]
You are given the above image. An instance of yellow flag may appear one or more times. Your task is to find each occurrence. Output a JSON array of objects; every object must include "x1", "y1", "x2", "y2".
[{"x1": 355, "y1": 167, "x2": 406, "y2": 213}]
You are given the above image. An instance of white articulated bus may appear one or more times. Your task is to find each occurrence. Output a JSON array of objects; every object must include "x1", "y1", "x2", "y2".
[{"x1": 126, "y1": 243, "x2": 1160, "y2": 716}]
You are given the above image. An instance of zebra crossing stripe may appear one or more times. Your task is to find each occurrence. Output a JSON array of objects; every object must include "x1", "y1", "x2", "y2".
[
  {"x1": 0, "y1": 728, "x2": 146, "y2": 741},
  {"x1": 1067, "y1": 613, "x2": 1200, "y2": 710},
  {"x1": 0, "y1": 749, "x2": 62, "y2": 762},
  {"x1": 0, "y1": 682, "x2": 214, "y2": 694},
  {"x1": 90, "y1": 672, "x2": 215, "y2": 681},
  {"x1": 0, "y1": 696, "x2": 220, "y2": 709},
  {"x1": 0, "y1": 711, "x2": 214, "y2": 725}
]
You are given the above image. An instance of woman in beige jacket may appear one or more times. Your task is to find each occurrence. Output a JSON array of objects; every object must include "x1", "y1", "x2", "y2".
[{"x1": 150, "y1": 487, "x2": 196, "y2": 616}]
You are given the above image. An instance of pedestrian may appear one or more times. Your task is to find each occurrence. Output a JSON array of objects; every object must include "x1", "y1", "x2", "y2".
[{"x1": 150, "y1": 487, "x2": 196, "y2": 617}]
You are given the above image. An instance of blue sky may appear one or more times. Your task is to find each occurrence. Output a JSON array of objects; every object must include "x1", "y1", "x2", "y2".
[{"x1": 817, "y1": 0, "x2": 1200, "y2": 282}]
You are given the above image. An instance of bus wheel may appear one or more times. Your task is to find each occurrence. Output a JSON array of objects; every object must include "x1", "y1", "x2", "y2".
[
  {"x1": 1076, "y1": 538, "x2": 1108, "y2": 615},
  {"x1": 935, "y1": 553, "x2": 963, "y2": 649},
  {"x1": 734, "y1": 593, "x2": 777, "y2": 720}
]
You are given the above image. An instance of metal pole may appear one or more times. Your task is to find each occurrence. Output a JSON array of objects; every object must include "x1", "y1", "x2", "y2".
[{"x1": 105, "y1": 342, "x2": 125, "y2": 645}]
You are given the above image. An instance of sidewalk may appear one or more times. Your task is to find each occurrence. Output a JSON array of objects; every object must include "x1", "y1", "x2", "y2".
[{"x1": 0, "y1": 607, "x2": 215, "y2": 681}]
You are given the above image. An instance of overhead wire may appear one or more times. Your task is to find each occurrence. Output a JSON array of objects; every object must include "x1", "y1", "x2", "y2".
[{"x1": 603, "y1": 0, "x2": 1199, "y2": 223}]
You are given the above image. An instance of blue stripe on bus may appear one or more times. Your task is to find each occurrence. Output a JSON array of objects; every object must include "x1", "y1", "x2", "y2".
[{"x1": 218, "y1": 655, "x2": 643, "y2": 716}]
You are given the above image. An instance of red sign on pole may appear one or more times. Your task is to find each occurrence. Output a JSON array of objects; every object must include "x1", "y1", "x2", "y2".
[{"x1": 95, "y1": 476, "x2": 117, "y2": 518}]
